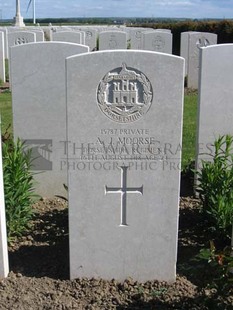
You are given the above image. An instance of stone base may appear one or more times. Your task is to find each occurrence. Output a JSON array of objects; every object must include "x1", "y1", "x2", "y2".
[{"x1": 13, "y1": 15, "x2": 25, "y2": 27}]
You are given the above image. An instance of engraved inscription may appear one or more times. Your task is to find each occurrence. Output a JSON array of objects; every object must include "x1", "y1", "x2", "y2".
[
  {"x1": 97, "y1": 63, "x2": 153, "y2": 123},
  {"x1": 152, "y1": 35, "x2": 165, "y2": 51},
  {"x1": 135, "y1": 31, "x2": 142, "y2": 39},
  {"x1": 105, "y1": 166, "x2": 143, "y2": 226},
  {"x1": 109, "y1": 34, "x2": 117, "y2": 48},
  {"x1": 86, "y1": 31, "x2": 93, "y2": 37},
  {"x1": 196, "y1": 37, "x2": 210, "y2": 49},
  {"x1": 15, "y1": 37, "x2": 28, "y2": 45}
]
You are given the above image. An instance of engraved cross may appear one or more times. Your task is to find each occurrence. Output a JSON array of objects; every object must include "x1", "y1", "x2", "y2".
[{"x1": 105, "y1": 166, "x2": 143, "y2": 226}]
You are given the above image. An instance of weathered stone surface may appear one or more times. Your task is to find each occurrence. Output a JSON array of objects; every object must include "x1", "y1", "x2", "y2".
[
  {"x1": 10, "y1": 42, "x2": 89, "y2": 197},
  {"x1": 99, "y1": 31, "x2": 127, "y2": 50},
  {"x1": 66, "y1": 50, "x2": 184, "y2": 282},
  {"x1": 196, "y1": 44, "x2": 233, "y2": 169}
]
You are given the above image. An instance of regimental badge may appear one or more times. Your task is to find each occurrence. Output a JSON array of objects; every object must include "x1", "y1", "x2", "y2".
[{"x1": 97, "y1": 63, "x2": 153, "y2": 123}]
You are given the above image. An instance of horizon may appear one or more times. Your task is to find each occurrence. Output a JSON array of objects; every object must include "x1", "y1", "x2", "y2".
[
  {"x1": 1, "y1": 0, "x2": 233, "y2": 20},
  {"x1": 1, "y1": 16, "x2": 231, "y2": 23}
]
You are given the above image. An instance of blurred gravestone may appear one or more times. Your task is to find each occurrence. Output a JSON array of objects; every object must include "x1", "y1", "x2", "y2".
[
  {"x1": 10, "y1": 42, "x2": 89, "y2": 197},
  {"x1": 142, "y1": 31, "x2": 172, "y2": 54},
  {"x1": 0, "y1": 32, "x2": 5, "y2": 82},
  {"x1": 8, "y1": 31, "x2": 36, "y2": 55},
  {"x1": 99, "y1": 31, "x2": 127, "y2": 50},
  {"x1": 52, "y1": 31, "x2": 82, "y2": 45},
  {"x1": 180, "y1": 31, "x2": 217, "y2": 88},
  {"x1": 196, "y1": 44, "x2": 233, "y2": 170}
]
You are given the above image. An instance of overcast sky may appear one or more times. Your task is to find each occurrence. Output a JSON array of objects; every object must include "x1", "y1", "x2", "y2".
[{"x1": 1, "y1": 0, "x2": 233, "y2": 20}]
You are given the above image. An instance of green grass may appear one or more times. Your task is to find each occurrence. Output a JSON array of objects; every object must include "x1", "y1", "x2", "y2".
[
  {"x1": 0, "y1": 90, "x2": 197, "y2": 170},
  {"x1": 182, "y1": 93, "x2": 198, "y2": 169},
  {"x1": 0, "y1": 91, "x2": 12, "y2": 136}
]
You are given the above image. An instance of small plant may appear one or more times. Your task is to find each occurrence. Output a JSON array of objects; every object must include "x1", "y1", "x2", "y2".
[
  {"x1": 196, "y1": 134, "x2": 233, "y2": 238},
  {"x1": 197, "y1": 241, "x2": 233, "y2": 291},
  {"x1": 2, "y1": 89, "x2": 11, "y2": 94},
  {"x1": 151, "y1": 287, "x2": 168, "y2": 297},
  {"x1": 2, "y1": 138, "x2": 37, "y2": 242},
  {"x1": 1, "y1": 124, "x2": 12, "y2": 143}
]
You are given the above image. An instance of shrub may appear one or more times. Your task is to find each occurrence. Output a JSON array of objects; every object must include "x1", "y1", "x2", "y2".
[
  {"x1": 2, "y1": 138, "x2": 37, "y2": 242},
  {"x1": 196, "y1": 135, "x2": 233, "y2": 237},
  {"x1": 197, "y1": 241, "x2": 233, "y2": 291}
]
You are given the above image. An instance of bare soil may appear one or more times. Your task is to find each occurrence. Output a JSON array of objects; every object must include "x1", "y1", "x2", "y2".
[{"x1": 0, "y1": 196, "x2": 231, "y2": 309}]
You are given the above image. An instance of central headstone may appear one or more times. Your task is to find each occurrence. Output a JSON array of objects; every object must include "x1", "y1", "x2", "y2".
[{"x1": 67, "y1": 51, "x2": 184, "y2": 282}]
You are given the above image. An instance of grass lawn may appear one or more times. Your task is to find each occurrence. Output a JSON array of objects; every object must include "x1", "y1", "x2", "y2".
[
  {"x1": 0, "y1": 90, "x2": 198, "y2": 170},
  {"x1": 182, "y1": 93, "x2": 198, "y2": 169},
  {"x1": 0, "y1": 91, "x2": 12, "y2": 136}
]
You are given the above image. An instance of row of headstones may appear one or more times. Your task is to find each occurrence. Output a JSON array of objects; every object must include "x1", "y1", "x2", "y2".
[
  {"x1": 1, "y1": 41, "x2": 231, "y2": 283},
  {"x1": 0, "y1": 26, "x2": 217, "y2": 88}
]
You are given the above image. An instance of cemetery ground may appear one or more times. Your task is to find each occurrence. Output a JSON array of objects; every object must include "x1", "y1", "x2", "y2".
[{"x1": 0, "y1": 89, "x2": 232, "y2": 309}]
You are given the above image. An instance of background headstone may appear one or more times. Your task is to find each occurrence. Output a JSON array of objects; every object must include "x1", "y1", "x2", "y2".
[
  {"x1": 66, "y1": 50, "x2": 184, "y2": 282},
  {"x1": 10, "y1": 42, "x2": 89, "y2": 197},
  {"x1": 30, "y1": 30, "x2": 44, "y2": 42},
  {"x1": 155, "y1": 29, "x2": 171, "y2": 33},
  {"x1": 0, "y1": 121, "x2": 9, "y2": 278},
  {"x1": 0, "y1": 32, "x2": 5, "y2": 83},
  {"x1": 0, "y1": 28, "x2": 8, "y2": 59},
  {"x1": 8, "y1": 31, "x2": 36, "y2": 56},
  {"x1": 129, "y1": 28, "x2": 146, "y2": 49},
  {"x1": 181, "y1": 32, "x2": 217, "y2": 88},
  {"x1": 142, "y1": 31, "x2": 173, "y2": 54},
  {"x1": 52, "y1": 31, "x2": 82, "y2": 44},
  {"x1": 79, "y1": 28, "x2": 97, "y2": 51},
  {"x1": 99, "y1": 31, "x2": 127, "y2": 50},
  {"x1": 196, "y1": 44, "x2": 233, "y2": 169},
  {"x1": 180, "y1": 31, "x2": 198, "y2": 76},
  {"x1": 129, "y1": 28, "x2": 165, "y2": 50}
]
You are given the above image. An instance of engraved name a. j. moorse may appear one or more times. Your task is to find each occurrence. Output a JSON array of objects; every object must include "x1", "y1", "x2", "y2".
[{"x1": 97, "y1": 63, "x2": 153, "y2": 123}]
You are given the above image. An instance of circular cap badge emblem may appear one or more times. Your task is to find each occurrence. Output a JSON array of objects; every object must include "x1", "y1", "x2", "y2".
[{"x1": 97, "y1": 63, "x2": 153, "y2": 123}]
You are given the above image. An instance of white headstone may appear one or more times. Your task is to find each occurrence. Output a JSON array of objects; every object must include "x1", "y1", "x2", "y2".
[
  {"x1": 0, "y1": 28, "x2": 8, "y2": 59},
  {"x1": 155, "y1": 29, "x2": 171, "y2": 33},
  {"x1": 99, "y1": 31, "x2": 127, "y2": 50},
  {"x1": 142, "y1": 31, "x2": 173, "y2": 54},
  {"x1": 181, "y1": 31, "x2": 217, "y2": 88},
  {"x1": 0, "y1": 122, "x2": 9, "y2": 278},
  {"x1": 81, "y1": 28, "x2": 97, "y2": 51},
  {"x1": 67, "y1": 50, "x2": 184, "y2": 282},
  {"x1": 8, "y1": 31, "x2": 36, "y2": 54},
  {"x1": 0, "y1": 32, "x2": 5, "y2": 83},
  {"x1": 30, "y1": 30, "x2": 44, "y2": 42},
  {"x1": 10, "y1": 42, "x2": 89, "y2": 197},
  {"x1": 52, "y1": 31, "x2": 82, "y2": 44},
  {"x1": 196, "y1": 44, "x2": 233, "y2": 169},
  {"x1": 180, "y1": 31, "x2": 198, "y2": 76},
  {"x1": 129, "y1": 28, "x2": 146, "y2": 49}
]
